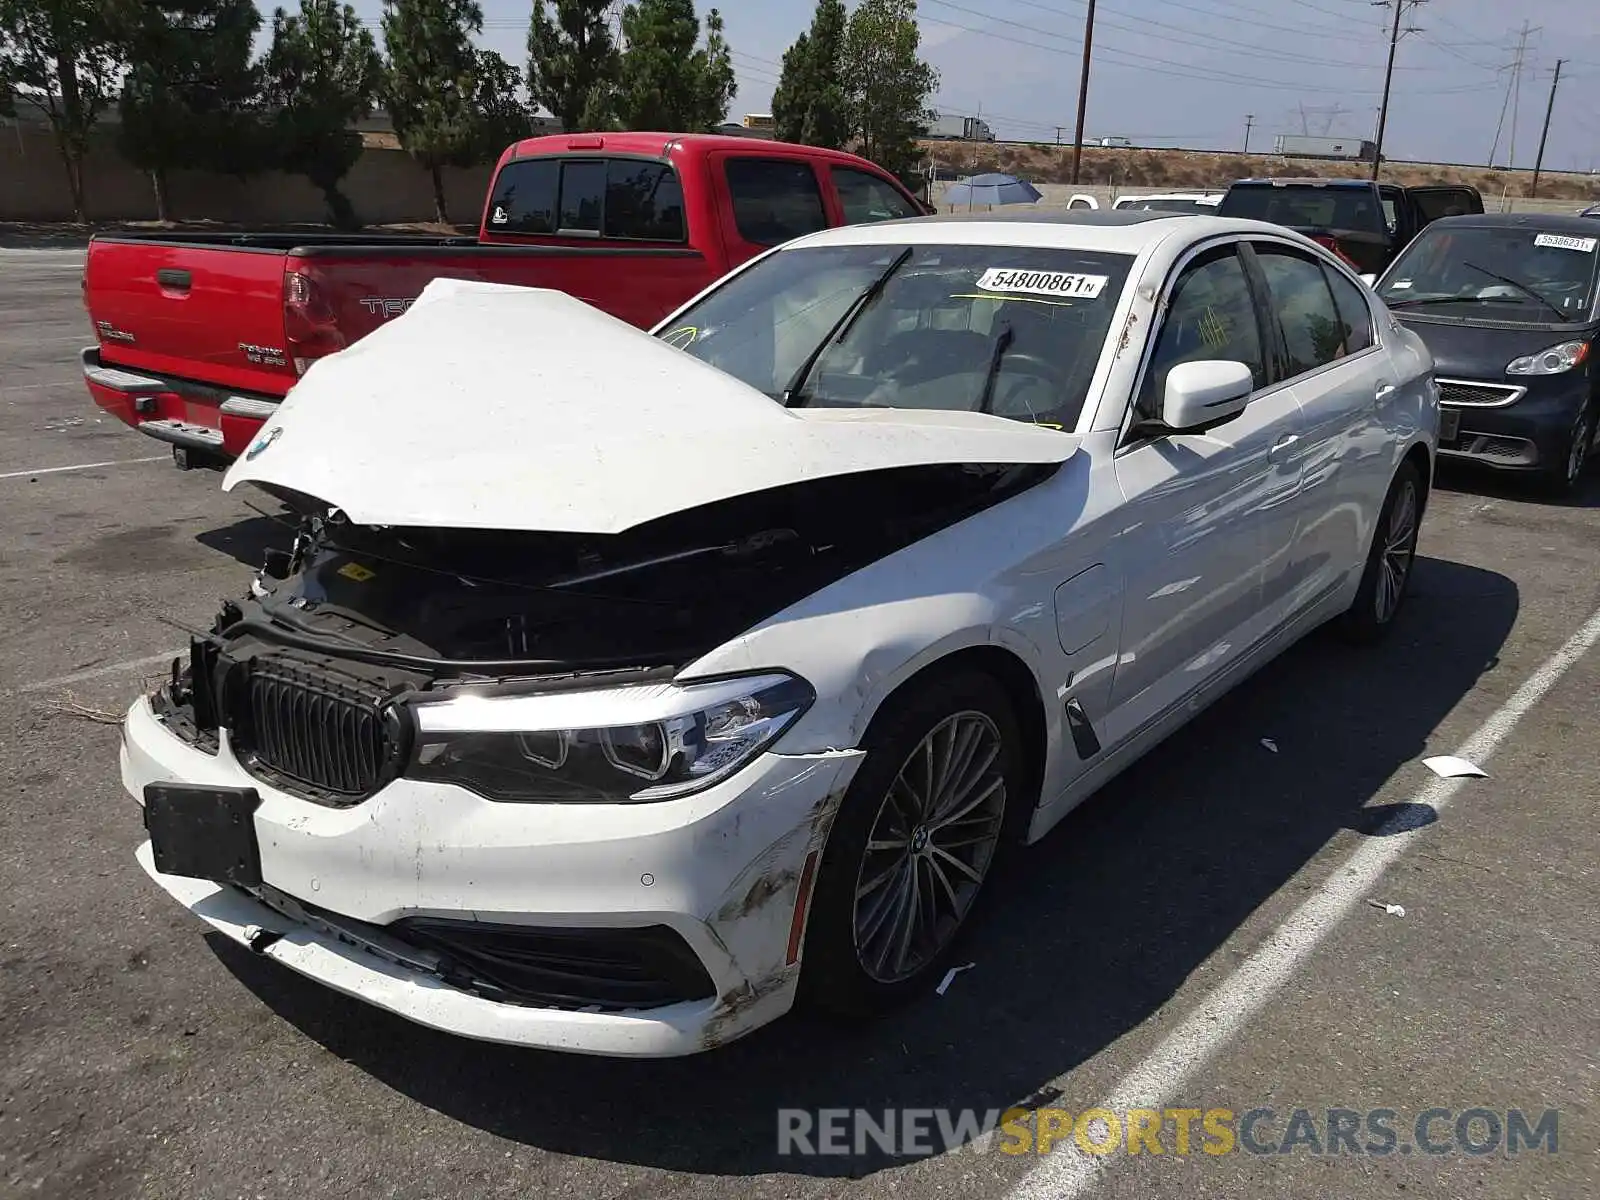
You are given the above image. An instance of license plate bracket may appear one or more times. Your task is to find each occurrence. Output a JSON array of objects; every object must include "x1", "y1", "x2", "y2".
[
  {"x1": 1439, "y1": 408, "x2": 1461, "y2": 445},
  {"x1": 143, "y1": 783, "x2": 263, "y2": 886}
]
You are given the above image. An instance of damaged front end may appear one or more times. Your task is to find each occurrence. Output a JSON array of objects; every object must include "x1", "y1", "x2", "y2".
[{"x1": 155, "y1": 460, "x2": 1056, "y2": 808}]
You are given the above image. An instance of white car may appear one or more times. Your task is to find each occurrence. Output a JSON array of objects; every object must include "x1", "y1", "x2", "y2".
[
  {"x1": 121, "y1": 210, "x2": 1438, "y2": 1058},
  {"x1": 1067, "y1": 193, "x2": 1224, "y2": 213}
]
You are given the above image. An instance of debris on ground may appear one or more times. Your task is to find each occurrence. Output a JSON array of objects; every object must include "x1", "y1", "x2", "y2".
[
  {"x1": 45, "y1": 699, "x2": 122, "y2": 725},
  {"x1": 1366, "y1": 899, "x2": 1406, "y2": 917},
  {"x1": 1422, "y1": 755, "x2": 1488, "y2": 779},
  {"x1": 936, "y1": 962, "x2": 977, "y2": 995},
  {"x1": 1260, "y1": 737, "x2": 1278, "y2": 753}
]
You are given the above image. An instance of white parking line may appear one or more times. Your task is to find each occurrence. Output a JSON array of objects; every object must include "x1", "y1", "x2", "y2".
[
  {"x1": 15, "y1": 650, "x2": 182, "y2": 694},
  {"x1": 0, "y1": 455, "x2": 166, "y2": 481},
  {"x1": 1003, "y1": 604, "x2": 1600, "y2": 1200}
]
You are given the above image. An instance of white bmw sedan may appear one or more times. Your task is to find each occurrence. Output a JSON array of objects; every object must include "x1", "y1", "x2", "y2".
[{"x1": 120, "y1": 211, "x2": 1437, "y2": 1058}]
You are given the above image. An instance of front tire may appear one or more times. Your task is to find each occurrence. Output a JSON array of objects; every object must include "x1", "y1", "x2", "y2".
[
  {"x1": 799, "y1": 671, "x2": 1021, "y2": 1019},
  {"x1": 1539, "y1": 401, "x2": 1593, "y2": 499},
  {"x1": 1338, "y1": 460, "x2": 1423, "y2": 644}
]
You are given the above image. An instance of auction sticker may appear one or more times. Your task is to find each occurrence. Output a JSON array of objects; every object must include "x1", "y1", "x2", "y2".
[
  {"x1": 975, "y1": 268, "x2": 1109, "y2": 299},
  {"x1": 1533, "y1": 233, "x2": 1597, "y2": 253}
]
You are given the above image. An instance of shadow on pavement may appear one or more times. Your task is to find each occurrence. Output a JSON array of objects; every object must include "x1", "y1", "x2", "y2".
[
  {"x1": 193, "y1": 511, "x2": 297, "y2": 569},
  {"x1": 209, "y1": 553, "x2": 1518, "y2": 1179},
  {"x1": 1433, "y1": 458, "x2": 1600, "y2": 510}
]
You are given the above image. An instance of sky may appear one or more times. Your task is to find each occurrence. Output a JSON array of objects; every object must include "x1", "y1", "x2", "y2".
[{"x1": 340, "y1": 0, "x2": 1600, "y2": 171}]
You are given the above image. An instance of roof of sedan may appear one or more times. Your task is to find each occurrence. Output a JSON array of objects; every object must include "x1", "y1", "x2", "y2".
[
  {"x1": 786, "y1": 210, "x2": 1300, "y2": 254},
  {"x1": 1421, "y1": 211, "x2": 1600, "y2": 235}
]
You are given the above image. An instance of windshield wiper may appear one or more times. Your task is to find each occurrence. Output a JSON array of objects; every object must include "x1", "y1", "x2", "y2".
[
  {"x1": 975, "y1": 323, "x2": 1014, "y2": 414},
  {"x1": 1461, "y1": 261, "x2": 1566, "y2": 320},
  {"x1": 782, "y1": 246, "x2": 914, "y2": 407},
  {"x1": 1384, "y1": 295, "x2": 1457, "y2": 309}
]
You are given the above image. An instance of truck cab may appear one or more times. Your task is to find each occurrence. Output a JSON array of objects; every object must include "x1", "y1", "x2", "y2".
[{"x1": 1217, "y1": 177, "x2": 1483, "y2": 277}]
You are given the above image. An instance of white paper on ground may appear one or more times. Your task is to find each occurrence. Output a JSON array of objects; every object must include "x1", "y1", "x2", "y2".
[{"x1": 1422, "y1": 755, "x2": 1488, "y2": 779}]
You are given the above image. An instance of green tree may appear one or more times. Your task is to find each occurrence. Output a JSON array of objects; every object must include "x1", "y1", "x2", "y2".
[
  {"x1": 117, "y1": 0, "x2": 267, "y2": 223},
  {"x1": 771, "y1": 0, "x2": 847, "y2": 149},
  {"x1": 0, "y1": 0, "x2": 134, "y2": 221},
  {"x1": 263, "y1": 0, "x2": 382, "y2": 229},
  {"x1": 841, "y1": 0, "x2": 935, "y2": 180},
  {"x1": 526, "y1": 0, "x2": 617, "y2": 134},
  {"x1": 614, "y1": 0, "x2": 734, "y2": 132},
  {"x1": 383, "y1": 0, "x2": 529, "y2": 224}
]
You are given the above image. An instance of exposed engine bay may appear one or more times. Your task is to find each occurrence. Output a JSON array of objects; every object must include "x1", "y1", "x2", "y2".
[{"x1": 154, "y1": 462, "x2": 1055, "y2": 802}]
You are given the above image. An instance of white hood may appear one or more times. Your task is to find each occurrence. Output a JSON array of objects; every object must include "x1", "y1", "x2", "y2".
[{"x1": 224, "y1": 278, "x2": 1078, "y2": 534}]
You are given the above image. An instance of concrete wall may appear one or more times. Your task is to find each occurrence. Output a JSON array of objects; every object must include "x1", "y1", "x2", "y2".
[{"x1": 0, "y1": 126, "x2": 494, "y2": 226}]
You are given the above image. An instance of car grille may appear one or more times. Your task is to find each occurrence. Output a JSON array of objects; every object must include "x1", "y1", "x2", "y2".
[
  {"x1": 1437, "y1": 379, "x2": 1523, "y2": 407},
  {"x1": 239, "y1": 658, "x2": 396, "y2": 803},
  {"x1": 390, "y1": 917, "x2": 718, "y2": 1011}
]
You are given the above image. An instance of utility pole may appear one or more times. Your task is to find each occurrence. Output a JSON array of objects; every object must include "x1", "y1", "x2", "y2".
[
  {"x1": 1508, "y1": 20, "x2": 1532, "y2": 169},
  {"x1": 1069, "y1": 0, "x2": 1097, "y2": 185},
  {"x1": 1243, "y1": 113, "x2": 1255, "y2": 153},
  {"x1": 1370, "y1": 0, "x2": 1423, "y2": 182},
  {"x1": 1490, "y1": 22, "x2": 1535, "y2": 167},
  {"x1": 1055, "y1": 126, "x2": 1064, "y2": 146},
  {"x1": 1530, "y1": 59, "x2": 1565, "y2": 198}
]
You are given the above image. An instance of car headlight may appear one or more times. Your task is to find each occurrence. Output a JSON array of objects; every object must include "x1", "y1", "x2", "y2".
[
  {"x1": 1506, "y1": 340, "x2": 1590, "y2": 376},
  {"x1": 406, "y1": 672, "x2": 814, "y2": 803}
]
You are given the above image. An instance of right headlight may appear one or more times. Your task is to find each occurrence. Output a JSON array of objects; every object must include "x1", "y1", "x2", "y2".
[
  {"x1": 1506, "y1": 340, "x2": 1590, "y2": 376},
  {"x1": 405, "y1": 672, "x2": 814, "y2": 803}
]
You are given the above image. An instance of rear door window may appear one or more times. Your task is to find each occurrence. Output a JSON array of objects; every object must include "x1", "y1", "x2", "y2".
[
  {"x1": 1323, "y1": 266, "x2": 1375, "y2": 354},
  {"x1": 1252, "y1": 244, "x2": 1348, "y2": 375},
  {"x1": 1410, "y1": 187, "x2": 1480, "y2": 226},
  {"x1": 724, "y1": 158, "x2": 829, "y2": 245},
  {"x1": 832, "y1": 167, "x2": 920, "y2": 225},
  {"x1": 485, "y1": 158, "x2": 686, "y2": 241}
]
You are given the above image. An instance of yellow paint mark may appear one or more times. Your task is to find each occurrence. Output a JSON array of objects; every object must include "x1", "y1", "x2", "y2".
[
  {"x1": 1198, "y1": 306, "x2": 1230, "y2": 349},
  {"x1": 338, "y1": 562, "x2": 376, "y2": 582},
  {"x1": 949, "y1": 293, "x2": 1083, "y2": 308}
]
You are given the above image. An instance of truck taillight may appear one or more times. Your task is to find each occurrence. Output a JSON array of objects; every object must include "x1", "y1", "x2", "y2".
[
  {"x1": 283, "y1": 269, "x2": 343, "y2": 373},
  {"x1": 1311, "y1": 235, "x2": 1361, "y2": 270}
]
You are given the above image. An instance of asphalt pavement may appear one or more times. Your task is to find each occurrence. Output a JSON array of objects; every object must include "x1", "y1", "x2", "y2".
[{"x1": 1, "y1": 247, "x2": 1596, "y2": 1200}]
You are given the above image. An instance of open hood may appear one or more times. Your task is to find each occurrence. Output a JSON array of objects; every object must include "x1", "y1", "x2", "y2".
[{"x1": 223, "y1": 278, "x2": 1078, "y2": 534}]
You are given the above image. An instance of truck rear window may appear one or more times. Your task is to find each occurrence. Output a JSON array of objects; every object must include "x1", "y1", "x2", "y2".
[
  {"x1": 1222, "y1": 185, "x2": 1386, "y2": 234},
  {"x1": 724, "y1": 158, "x2": 829, "y2": 246},
  {"x1": 486, "y1": 158, "x2": 686, "y2": 241}
]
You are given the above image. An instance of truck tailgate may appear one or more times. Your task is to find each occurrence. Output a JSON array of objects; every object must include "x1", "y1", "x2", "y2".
[
  {"x1": 290, "y1": 244, "x2": 717, "y2": 341},
  {"x1": 84, "y1": 238, "x2": 298, "y2": 396}
]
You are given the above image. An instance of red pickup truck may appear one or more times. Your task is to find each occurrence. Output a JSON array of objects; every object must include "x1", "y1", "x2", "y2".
[{"x1": 82, "y1": 132, "x2": 929, "y2": 466}]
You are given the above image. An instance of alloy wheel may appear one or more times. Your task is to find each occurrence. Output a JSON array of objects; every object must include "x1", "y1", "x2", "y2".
[
  {"x1": 1375, "y1": 479, "x2": 1418, "y2": 624},
  {"x1": 851, "y1": 711, "x2": 1007, "y2": 984}
]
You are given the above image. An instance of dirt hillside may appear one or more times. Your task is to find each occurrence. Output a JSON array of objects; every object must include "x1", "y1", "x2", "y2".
[{"x1": 922, "y1": 143, "x2": 1600, "y2": 203}]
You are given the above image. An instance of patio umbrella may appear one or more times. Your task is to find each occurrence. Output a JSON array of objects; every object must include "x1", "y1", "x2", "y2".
[{"x1": 941, "y1": 173, "x2": 1043, "y2": 209}]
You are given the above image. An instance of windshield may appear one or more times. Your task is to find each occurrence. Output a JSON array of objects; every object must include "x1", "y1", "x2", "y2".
[
  {"x1": 1377, "y1": 225, "x2": 1600, "y2": 322},
  {"x1": 656, "y1": 243, "x2": 1135, "y2": 431},
  {"x1": 1221, "y1": 184, "x2": 1387, "y2": 234}
]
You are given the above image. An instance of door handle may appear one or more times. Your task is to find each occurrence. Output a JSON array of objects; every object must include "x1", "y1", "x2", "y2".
[
  {"x1": 1270, "y1": 434, "x2": 1299, "y2": 459},
  {"x1": 1375, "y1": 383, "x2": 1397, "y2": 401},
  {"x1": 156, "y1": 268, "x2": 191, "y2": 291}
]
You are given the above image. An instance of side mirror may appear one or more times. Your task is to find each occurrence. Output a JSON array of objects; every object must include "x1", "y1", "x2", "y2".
[
  {"x1": 1359, "y1": 273, "x2": 1377, "y2": 286},
  {"x1": 1162, "y1": 360, "x2": 1254, "y2": 432}
]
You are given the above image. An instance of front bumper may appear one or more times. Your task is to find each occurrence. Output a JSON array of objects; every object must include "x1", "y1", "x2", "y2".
[
  {"x1": 1437, "y1": 375, "x2": 1591, "y2": 471},
  {"x1": 121, "y1": 696, "x2": 864, "y2": 1056},
  {"x1": 82, "y1": 346, "x2": 282, "y2": 463}
]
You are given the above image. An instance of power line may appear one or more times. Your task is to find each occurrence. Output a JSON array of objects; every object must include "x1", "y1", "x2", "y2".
[{"x1": 917, "y1": 8, "x2": 1489, "y2": 97}]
